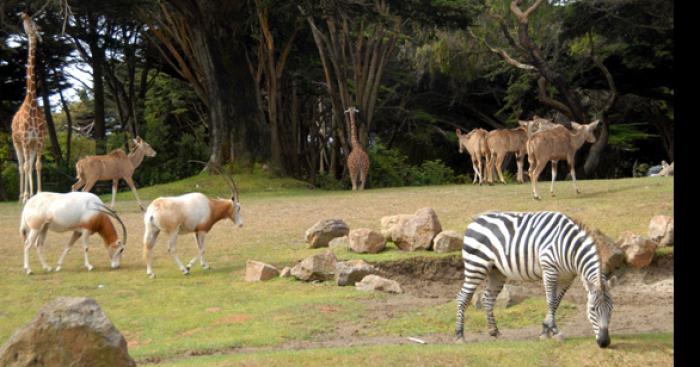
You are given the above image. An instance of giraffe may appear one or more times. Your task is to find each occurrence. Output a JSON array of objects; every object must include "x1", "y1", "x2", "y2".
[
  {"x1": 344, "y1": 107, "x2": 370, "y2": 191},
  {"x1": 11, "y1": 12, "x2": 47, "y2": 203}
]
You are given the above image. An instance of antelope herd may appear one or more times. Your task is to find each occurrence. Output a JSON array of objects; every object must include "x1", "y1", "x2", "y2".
[{"x1": 457, "y1": 116, "x2": 602, "y2": 200}]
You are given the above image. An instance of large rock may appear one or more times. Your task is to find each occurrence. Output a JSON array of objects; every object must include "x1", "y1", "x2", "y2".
[
  {"x1": 245, "y1": 260, "x2": 280, "y2": 282},
  {"x1": 617, "y1": 231, "x2": 658, "y2": 269},
  {"x1": 329, "y1": 236, "x2": 349, "y2": 250},
  {"x1": 0, "y1": 297, "x2": 136, "y2": 367},
  {"x1": 349, "y1": 228, "x2": 386, "y2": 254},
  {"x1": 392, "y1": 208, "x2": 443, "y2": 251},
  {"x1": 590, "y1": 228, "x2": 625, "y2": 275},
  {"x1": 433, "y1": 230, "x2": 463, "y2": 253},
  {"x1": 355, "y1": 275, "x2": 403, "y2": 294},
  {"x1": 380, "y1": 214, "x2": 413, "y2": 240},
  {"x1": 291, "y1": 251, "x2": 338, "y2": 281},
  {"x1": 648, "y1": 215, "x2": 674, "y2": 247},
  {"x1": 472, "y1": 284, "x2": 527, "y2": 309},
  {"x1": 279, "y1": 266, "x2": 292, "y2": 278},
  {"x1": 305, "y1": 219, "x2": 350, "y2": 248},
  {"x1": 336, "y1": 260, "x2": 375, "y2": 286}
]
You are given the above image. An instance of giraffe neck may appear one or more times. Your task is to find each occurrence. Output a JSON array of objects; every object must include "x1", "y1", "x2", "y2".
[
  {"x1": 349, "y1": 111, "x2": 361, "y2": 149},
  {"x1": 25, "y1": 31, "x2": 38, "y2": 104}
]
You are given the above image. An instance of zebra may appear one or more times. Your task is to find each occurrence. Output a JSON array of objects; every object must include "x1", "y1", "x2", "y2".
[{"x1": 455, "y1": 211, "x2": 613, "y2": 348}]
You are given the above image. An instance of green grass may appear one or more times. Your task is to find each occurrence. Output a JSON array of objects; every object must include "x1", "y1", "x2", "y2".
[
  {"x1": 360, "y1": 298, "x2": 576, "y2": 337},
  {"x1": 0, "y1": 176, "x2": 673, "y2": 364},
  {"x1": 144, "y1": 333, "x2": 674, "y2": 367}
]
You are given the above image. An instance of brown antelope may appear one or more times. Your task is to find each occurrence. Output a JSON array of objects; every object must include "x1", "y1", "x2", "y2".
[
  {"x1": 527, "y1": 120, "x2": 600, "y2": 200},
  {"x1": 20, "y1": 191, "x2": 127, "y2": 274},
  {"x1": 142, "y1": 164, "x2": 242, "y2": 278},
  {"x1": 72, "y1": 137, "x2": 156, "y2": 211},
  {"x1": 456, "y1": 128, "x2": 490, "y2": 185},
  {"x1": 485, "y1": 126, "x2": 528, "y2": 184}
]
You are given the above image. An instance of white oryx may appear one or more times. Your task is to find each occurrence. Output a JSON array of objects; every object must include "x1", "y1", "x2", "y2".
[
  {"x1": 142, "y1": 164, "x2": 242, "y2": 278},
  {"x1": 20, "y1": 191, "x2": 127, "y2": 275}
]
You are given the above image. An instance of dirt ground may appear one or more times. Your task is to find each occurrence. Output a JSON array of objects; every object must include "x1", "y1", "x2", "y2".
[{"x1": 288, "y1": 252, "x2": 673, "y2": 349}]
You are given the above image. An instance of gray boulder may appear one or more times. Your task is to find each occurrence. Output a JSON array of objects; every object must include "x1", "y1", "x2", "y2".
[
  {"x1": 336, "y1": 260, "x2": 375, "y2": 286},
  {"x1": 305, "y1": 219, "x2": 350, "y2": 248},
  {"x1": 291, "y1": 251, "x2": 338, "y2": 281}
]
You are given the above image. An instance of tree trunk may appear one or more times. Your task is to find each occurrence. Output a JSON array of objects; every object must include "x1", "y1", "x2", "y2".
[
  {"x1": 58, "y1": 85, "x2": 73, "y2": 165},
  {"x1": 88, "y1": 15, "x2": 107, "y2": 154}
]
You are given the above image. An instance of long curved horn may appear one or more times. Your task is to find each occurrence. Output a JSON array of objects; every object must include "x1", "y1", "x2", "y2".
[
  {"x1": 90, "y1": 204, "x2": 127, "y2": 246},
  {"x1": 189, "y1": 160, "x2": 239, "y2": 200}
]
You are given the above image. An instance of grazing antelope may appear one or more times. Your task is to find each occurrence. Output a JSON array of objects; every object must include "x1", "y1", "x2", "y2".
[
  {"x1": 527, "y1": 120, "x2": 600, "y2": 200},
  {"x1": 485, "y1": 126, "x2": 528, "y2": 184},
  {"x1": 20, "y1": 192, "x2": 127, "y2": 275},
  {"x1": 142, "y1": 165, "x2": 242, "y2": 278},
  {"x1": 72, "y1": 137, "x2": 156, "y2": 211},
  {"x1": 456, "y1": 128, "x2": 490, "y2": 185}
]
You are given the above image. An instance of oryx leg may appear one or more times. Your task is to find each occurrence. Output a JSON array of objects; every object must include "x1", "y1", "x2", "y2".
[
  {"x1": 81, "y1": 230, "x2": 94, "y2": 271},
  {"x1": 56, "y1": 231, "x2": 81, "y2": 272},
  {"x1": 187, "y1": 232, "x2": 209, "y2": 270},
  {"x1": 143, "y1": 222, "x2": 160, "y2": 278},
  {"x1": 166, "y1": 231, "x2": 188, "y2": 275},
  {"x1": 34, "y1": 224, "x2": 52, "y2": 272},
  {"x1": 23, "y1": 229, "x2": 40, "y2": 275}
]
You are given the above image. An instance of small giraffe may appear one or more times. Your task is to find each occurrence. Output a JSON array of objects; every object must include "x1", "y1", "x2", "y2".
[
  {"x1": 345, "y1": 107, "x2": 369, "y2": 191},
  {"x1": 11, "y1": 12, "x2": 47, "y2": 203}
]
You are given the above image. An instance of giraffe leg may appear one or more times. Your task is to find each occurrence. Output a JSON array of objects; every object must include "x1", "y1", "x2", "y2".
[
  {"x1": 483, "y1": 271, "x2": 507, "y2": 337},
  {"x1": 350, "y1": 170, "x2": 358, "y2": 191},
  {"x1": 35, "y1": 147, "x2": 43, "y2": 193},
  {"x1": 455, "y1": 260, "x2": 490, "y2": 341},
  {"x1": 13, "y1": 139, "x2": 25, "y2": 202},
  {"x1": 22, "y1": 145, "x2": 33, "y2": 202},
  {"x1": 359, "y1": 168, "x2": 368, "y2": 190}
]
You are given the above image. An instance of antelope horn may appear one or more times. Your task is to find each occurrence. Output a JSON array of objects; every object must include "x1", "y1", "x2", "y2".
[
  {"x1": 189, "y1": 160, "x2": 239, "y2": 200},
  {"x1": 91, "y1": 204, "x2": 127, "y2": 246}
]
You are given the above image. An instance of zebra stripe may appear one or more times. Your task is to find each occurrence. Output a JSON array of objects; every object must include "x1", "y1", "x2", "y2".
[{"x1": 455, "y1": 211, "x2": 613, "y2": 347}]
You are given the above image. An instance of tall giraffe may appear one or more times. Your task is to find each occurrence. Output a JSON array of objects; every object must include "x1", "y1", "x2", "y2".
[
  {"x1": 344, "y1": 107, "x2": 369, "y2": 191},
  {"x1": 11, "y1": 12, "x2": 47, "y2": 203}
]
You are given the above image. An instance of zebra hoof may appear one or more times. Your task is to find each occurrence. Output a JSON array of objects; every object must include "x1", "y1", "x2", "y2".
[
  {"x1": 489, "y1": 329, "x2": 500, "y2": 337},
  {"x1": 454, "y1": 336, "x2": 465, "y2": 344},
  {"x1": 539, "y1": 333, "x2": 550, "y2": 341},
  {"x1": 553, "y1": 332, "x2": 565, "y2": 342}
]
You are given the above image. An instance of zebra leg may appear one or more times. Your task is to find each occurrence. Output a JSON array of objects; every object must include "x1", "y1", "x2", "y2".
[
  {"x1": 483, "y1": 271, "x2": 506, "y2": 337},
  {"x1": 549, "y1": 276, "x2": 574, "y2": 341},
  {"x1": 540, "y1": 268, "x2": 561, "y2": 339},
  {"x1": 455, "y1": 264, "x2": 489, "y2": 342}
]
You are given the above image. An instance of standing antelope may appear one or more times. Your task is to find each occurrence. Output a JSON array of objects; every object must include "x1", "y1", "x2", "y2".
[
  {"x1": 72, "y1": 137, "x2": 156, "y2": 211},
  {"x1": 20, "y1": 192, "x2": 127, "y2": 275},
  {"x1": 485, "y1": 126, "x2": 528, "y2": 184},
  {"x1": 456, "y1": 128, "x2": 490, "y2": 185},
  {"x1": 142, "y1": 166, "x2": 242, "y2": 278},
  {"x1": 527, "y1": 120, "x2": 600, "y2": 200}
]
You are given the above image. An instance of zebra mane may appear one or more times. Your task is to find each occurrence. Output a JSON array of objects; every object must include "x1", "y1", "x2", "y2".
[{"x1": 570, "y1": 217, "x2": 608, "y2": 286}]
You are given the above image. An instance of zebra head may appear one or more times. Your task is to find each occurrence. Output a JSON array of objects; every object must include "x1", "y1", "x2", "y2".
[{"x1": 585, "y1": 276, "x2": 614, "y2": 348}]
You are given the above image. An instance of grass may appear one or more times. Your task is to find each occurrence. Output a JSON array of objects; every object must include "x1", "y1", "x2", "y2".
[
  {"x1": 0, "y1": 175, "x2": 673, "y2": 364},
  {"x1": 143, "y1": 333, "x2": 674, "y2": 367}
]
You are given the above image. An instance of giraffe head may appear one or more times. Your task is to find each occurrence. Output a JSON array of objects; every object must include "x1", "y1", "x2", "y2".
[{"x1": 20, "y1": 12, "x2": 42, "y2": 42}]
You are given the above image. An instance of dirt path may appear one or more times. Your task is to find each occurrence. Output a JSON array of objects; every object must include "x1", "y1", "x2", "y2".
[{"x1": 142, "y1": 253, "x2": 673, "y2": 365}]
